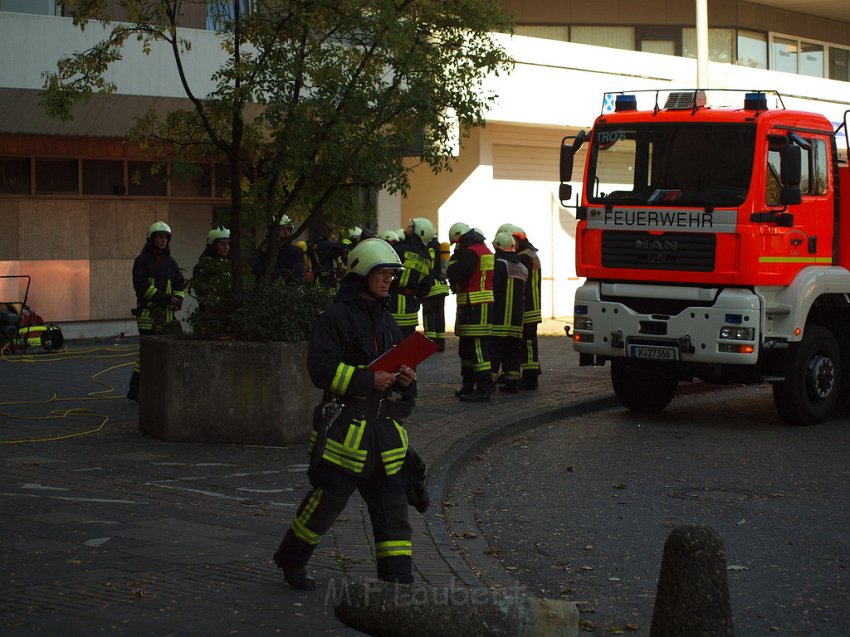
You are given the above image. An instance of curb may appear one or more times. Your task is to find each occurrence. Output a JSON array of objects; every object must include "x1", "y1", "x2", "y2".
[{"x1": 423, "y1": 393, "x2": 620, "y2": 588}]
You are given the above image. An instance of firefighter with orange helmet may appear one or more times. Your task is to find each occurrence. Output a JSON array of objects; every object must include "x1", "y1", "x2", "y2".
[
  {"x1": 446, "y1": 222, "x2": 495, "y2": 401},
  {"x1": 511, "y1": 225, "x2": 542, "y2": 389},
  {"x1": 127, "y1": 221, "x2": 186, "y2": 402}
]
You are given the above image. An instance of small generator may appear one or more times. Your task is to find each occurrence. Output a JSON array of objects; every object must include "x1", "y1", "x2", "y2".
[{"x1": 0, "y1": 275, "x2": 64, "y2": 353}]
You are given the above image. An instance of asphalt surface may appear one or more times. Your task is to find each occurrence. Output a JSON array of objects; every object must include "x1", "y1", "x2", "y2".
[
  {"x1": 447, "y1": 384, "x2": 850, "y2": 636},
  {"x1": 0, "y1": 322, "x2": 617, "y2": 636}
]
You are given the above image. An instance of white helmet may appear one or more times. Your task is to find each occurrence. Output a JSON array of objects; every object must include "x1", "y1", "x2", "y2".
[
  {"x1": 206, "y1": 226, "x2": 230, "y2": 245},
  {"x1": 381, "y1": 230, "x2": 399, "y2": 243},
  {"x1": 147, "y1": 220, "x2": 172, "y2": 239},
  {"x1": 410, "y1": 217, "x2": 436, "y2": 244},
  {"x1": 348, "y1": 226, "x2": 363, "y2": 239},
  {"x1": 347, "y1": 238, "x2": 403, "y2": 277},
  {"x1": 448, "y1": 222, "x2": 470, "y2": 244},
  {"x1": 279, "y1": 215, "x2": 293, "y2": 227},
  {"x1": 493, "y1": 232, "x2": 515, "y2": 251}
]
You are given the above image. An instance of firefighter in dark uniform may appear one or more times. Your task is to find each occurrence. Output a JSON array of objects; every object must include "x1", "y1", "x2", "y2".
[
  {"x1": 192, "y1": 225, "x2": 231, "y2": 309},
  {"x1": 389, "y1": 217, "x2": 435, "y2": 337},
  {"x1": 252, "y1": 215, "x2": 306, "y2": 283},
  {"x1": 447, "y1": 222, "x2": 495, "y2": 402},
  {"x1": 309, "y1": 223, "x2": 347, "y2": 287},
  {"x1": 127, "y1": 221, "x2": 186, "y2": 402},
  {"x1": 274, "y1": 238, "x2": 418, "y2": 589},
  {"x1": 510, "y1": 225, "x2": 542, "y2": 390},
  {"x1": 490, "y1": 232, "x2": 528, "y2": 394},
  {"x1": 422, "y1": 235, "x2": 450, "y2": 351}
]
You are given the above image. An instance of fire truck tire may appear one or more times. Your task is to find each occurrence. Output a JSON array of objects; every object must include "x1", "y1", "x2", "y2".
[
  {"x1": 610, "y1": 359, "x2": 678, "y2": 412},
  {"x1": 772, "y1": 325, "x2": 840, "y2": 425}
]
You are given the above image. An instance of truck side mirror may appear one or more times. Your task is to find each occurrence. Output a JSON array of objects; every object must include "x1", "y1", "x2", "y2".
[
  {"x1": 560, "y1": 144, "x2": 575, "y2": 183},
  {"x1": 780, "y1": 144, "x2": 801, "y2": 188},
  {"x1": 779, "y1": 144, "x2": 802, "y2": 205},
  {"x1": 559, "y1": 183, "x2": 573, "y2": 202}
]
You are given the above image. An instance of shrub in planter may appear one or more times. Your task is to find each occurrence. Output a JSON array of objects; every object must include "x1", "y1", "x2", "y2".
[{"x1": 140, "y1": 275, "x2": 336, "y2": 445}]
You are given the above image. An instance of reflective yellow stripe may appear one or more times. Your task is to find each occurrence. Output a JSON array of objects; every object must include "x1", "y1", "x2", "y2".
[
  {"x1": 292, "y1": 489, "x2": 324, "y2": 544},
  {"x1": 324, "y1": 438, "x2": 367, "y2": 460},
  {"x1": 143, "y1": 284, "x2": 157, "y2": 301},
  {"x1": 343, "y1": 420, "x2": 367, "y2": 449},
  {"x1": 467, "y1": 290, "x2": 494, "y2": 303},
  {"x1": 376, "y1": 540, "x2": 412, "y2": 558},
  {"x1": 523, "y1": 309, "x2": 542, "y2": 323},
  {"x1": 321, "y1": 450, "x2": 365, "y2": 473},
  {"x1": 331, "y1": 363, "x2": 356, "y2": 394},
  {"x1": 758, "y1": 256, "x2": 832, "y2": 263},
  {"x1": 392, "y1": 312, "x2": 419, "y2": 326}
]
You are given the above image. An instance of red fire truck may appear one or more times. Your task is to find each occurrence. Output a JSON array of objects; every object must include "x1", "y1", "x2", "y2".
[{"x1": 560, "y1": 89, "x2": 850, "y2": 425}]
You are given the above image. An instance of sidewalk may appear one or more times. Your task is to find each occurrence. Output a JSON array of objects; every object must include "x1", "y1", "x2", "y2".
[{"x1": 0, "y1": 320, "x2": 615, "y2": 636}]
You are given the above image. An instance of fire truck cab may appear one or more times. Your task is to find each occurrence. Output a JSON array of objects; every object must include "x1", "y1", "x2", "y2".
[{"x1": 561, "y1": 89, "x2": 850, "y2": 425}]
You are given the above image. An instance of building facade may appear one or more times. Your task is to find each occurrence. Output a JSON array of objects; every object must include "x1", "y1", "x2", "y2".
[{"x1": 2, "y1": 1, "x2": 850, "y2": 336}]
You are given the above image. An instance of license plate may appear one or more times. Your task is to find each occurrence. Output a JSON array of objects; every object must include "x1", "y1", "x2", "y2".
[{"x1": 629, "y1": 345, "x2": 679, "y2": 361}]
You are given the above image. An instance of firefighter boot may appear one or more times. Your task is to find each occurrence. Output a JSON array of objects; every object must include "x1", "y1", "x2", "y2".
[
  {"x1": 275, "y1": 531, "x2": 317, "y2": 590},
  {"x1": 454, "y1": 381, "x2": 475, "y2": 397},
  {"x1": 126, "y1": 372, "x2": 140, "y2": 402},
  {"x1": 499, "y1": 380, "x2": 519, "y2": 394}
]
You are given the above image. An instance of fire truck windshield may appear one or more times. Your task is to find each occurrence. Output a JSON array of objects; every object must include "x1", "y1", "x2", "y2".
[{"x1": 587, "y1": 123, "x2": 756, "y2": 207}]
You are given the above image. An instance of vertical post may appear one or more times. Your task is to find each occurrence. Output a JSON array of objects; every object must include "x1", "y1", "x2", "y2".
[{"x1": 696, "y1": 0, "x2": 709, "y2": 88}]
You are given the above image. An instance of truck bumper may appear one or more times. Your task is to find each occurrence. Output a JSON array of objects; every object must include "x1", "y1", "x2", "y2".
[{"x1": 571, "y1": 282, "x2": 761, "y2": 365}]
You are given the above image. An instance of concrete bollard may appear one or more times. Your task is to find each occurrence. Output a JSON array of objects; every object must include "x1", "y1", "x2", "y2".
[
  {"x1": 650, "y1": 525, "x2": 734, "y2": 637},
  {"x1": 333, "y1": 579, "x2": 578, "y2": 637}
]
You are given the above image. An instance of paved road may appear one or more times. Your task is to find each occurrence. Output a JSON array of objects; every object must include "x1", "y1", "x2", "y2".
[
  {"x1": 447, "y1": 383, "x2": 850, "y2": 636},
  {"x1": 0, "y1": 328, "x2": 617, "y2": 636}
]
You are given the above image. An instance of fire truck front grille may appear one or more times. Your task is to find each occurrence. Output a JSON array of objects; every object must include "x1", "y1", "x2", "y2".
[{"x1": 601, "y1": 231, "x2": 715, "y2": 272}]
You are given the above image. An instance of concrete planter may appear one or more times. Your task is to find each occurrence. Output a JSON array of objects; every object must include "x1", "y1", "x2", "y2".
[{"x1": 139, "y1": 336, "x2": 321, "y2": 445}]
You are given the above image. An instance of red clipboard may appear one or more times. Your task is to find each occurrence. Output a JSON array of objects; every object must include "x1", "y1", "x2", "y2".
[{"x1": 368, "y1": 331, "x2": 441, "y2": 372}]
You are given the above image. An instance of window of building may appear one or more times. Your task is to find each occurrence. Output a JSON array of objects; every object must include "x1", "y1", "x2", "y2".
[
  {"x1": 170, "y1": 163, "x2": 211, "y2": 197},
  {"x1": 82, "y1": 160, "x2": 125, "y2": 196},
  {"x1": 128, "y1": 161, "x2": 167, "y2": 197},
  {"x1": 682, "y1": 28, "x2": 734, "y2": 63},
  {"x1": 35, "y1": 159, "x2": 78, "y2": 194},
  {"x1": 772, "y1": 36, "x2": 799, "y2": 74},
  {"x1": 571, "y1": 26, "x2": 634, "y2": 51},
  {"x1": 800, "y1": 41, "x2": 825, "y2": 78},
  {"x1": 515, "y1": 25, "x2": 569, "y2": 42},
  {"x1": 829, "y1": 47, "x2": 850, "y2": 82},
  {"x1": 737, "y1": 30, "x2": 768, "y2": 69},
  {"x1": 0, "y1": 158, "x2": 30, "y2": 194},
  {"x1": 636, "y1": 26, "x2": 680, "y2": 57},
  {"x1": 0, "y1": 0, "x2": 62, "y2": 15},
  {"x1": 771, "y1": 34, "x2": 829, "y2": 78},
  {"x1": 207, "y1": 0, "x2": 252, "y2": 30}
]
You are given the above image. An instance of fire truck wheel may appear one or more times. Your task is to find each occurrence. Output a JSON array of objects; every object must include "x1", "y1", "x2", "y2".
[
  {"x1": 610, "y1": 358, "x2": 678, "y2": 412},
  {"x1": 772, "y1": 325, "x2": 840, "y2": 426}
]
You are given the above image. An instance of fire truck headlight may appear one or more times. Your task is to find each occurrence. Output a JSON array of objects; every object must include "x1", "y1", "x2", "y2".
[
  {"x1": 575, "y1": 317, "x2": 593, "y2": 330},
  {"x1": 719, "y1": 326, "x2": 754, "y2": 341}
]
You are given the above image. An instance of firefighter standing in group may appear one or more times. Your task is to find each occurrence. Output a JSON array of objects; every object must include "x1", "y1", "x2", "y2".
[
  {"x1": 389, "y1": 218, "x2": 435, "y2": 337},
  {"x1": 490, "y1": 232, "x2": 528, "y2": 394},
  {"x1": 512, "y1": 225, "x2": 542, "y2": 390},
  {"x1": 447, "y1": 222, "x2": 495, "y2": 402},
  {"x1": 422, "y1": 235, "x2": 450, "y2": 351},
  {"x1": 273, "y1": 238, "x2": 419, "y2": 589},
  {"x1": 192, "y1": 225, "x2": 231, "y2": 310},
  {"x1": 127, "y1": 221, "x2": 186, "y2": 402}
]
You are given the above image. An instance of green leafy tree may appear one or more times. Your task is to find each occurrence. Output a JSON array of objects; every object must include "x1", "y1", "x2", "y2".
[{"x1": 43, "y1": 0, "x2": 513, "y2": 293}]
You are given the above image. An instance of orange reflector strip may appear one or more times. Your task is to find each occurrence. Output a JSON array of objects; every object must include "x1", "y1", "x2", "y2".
[
  {"x1": 794, "y1": 327, "x2": 802, "y2": 336},
  {"x1": 738, "y1": 344, "x2": 754, "y2": 354},
  {"x1": 573, "y1": 333, "x2": 582, "y2": 342}
]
